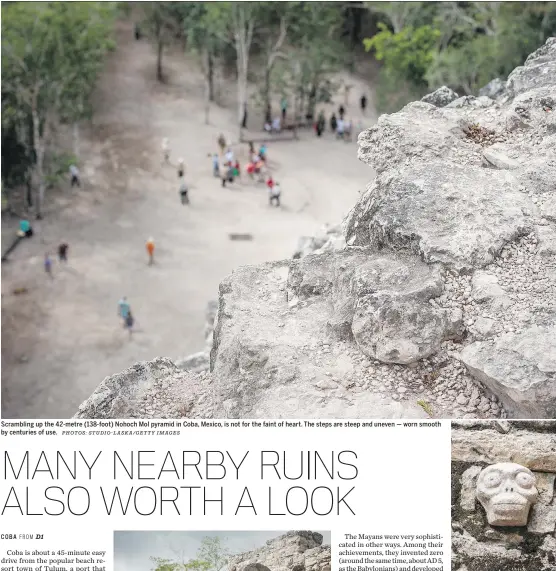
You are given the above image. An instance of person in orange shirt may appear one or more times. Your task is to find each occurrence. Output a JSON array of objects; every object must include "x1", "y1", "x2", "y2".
[{"x1": 146, "y1": 237, "x2": 155, "y2": 265}]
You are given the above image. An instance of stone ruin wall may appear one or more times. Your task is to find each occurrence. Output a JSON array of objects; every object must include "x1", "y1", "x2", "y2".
[
  {"x1": 228, "y1": 532, "x2": 330, "y2": 571},
  {"x1": 451, "y1": 421, "x2": 556, "y2": 570}
]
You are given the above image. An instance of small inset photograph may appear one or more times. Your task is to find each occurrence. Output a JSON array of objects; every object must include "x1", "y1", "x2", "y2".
[
  {"x1": 114, "y1": 531, "x2": 331, "y2": 571},
  {"x1": 451, "y1": 420, "x2": 556, "y2": 570}
]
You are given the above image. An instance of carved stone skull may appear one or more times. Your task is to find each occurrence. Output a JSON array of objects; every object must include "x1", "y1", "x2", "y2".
[{"x1": 476, "y1": 463, "x2": 538, "y2": 526}]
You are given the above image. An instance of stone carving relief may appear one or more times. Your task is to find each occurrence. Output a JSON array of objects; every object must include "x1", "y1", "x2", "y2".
[{"x1": 476, "y1": 462, "x2": 539, "y2": 526}]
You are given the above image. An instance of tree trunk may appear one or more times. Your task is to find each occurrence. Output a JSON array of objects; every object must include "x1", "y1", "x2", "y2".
[
  {"x1": 237, "y1": 52, "x2": 248, "y2": 140},
  {"x1": 299, "y1": 87, "x2": 306, "y2": 120},
  {"x1": 204, "y1": 50, "x2": 211, "y2": 125},
  {"x1": 292, "y1": 92, "x2": 298, "y2": 139},
  {"x1": 263, "y1": 65, "x2": 271, "y2": 116},
  {"x1": 208, "y1": 51, "x2": 215, "y2": 102},
  {"x1": 157, "y1": 39, "x2": 163, "y2": 82},
  {"x1": 26, "y1": 179, "x2": 33, "y2": 209},
  {"x1": 237, "y1": 64, "x2": 248, "y2": 126},
  {"x1": 31, "y1": 103, "x2": 45, "y2": 218},
  {"x1": 72, "y1": 122, "x2": 80, "y2": 158},
  {"x1": 308, "y1": 86, "x2": 318, "y2": 121},
  {"x1": 233, "y1": 5, "x2": 254, "y2": 133}
]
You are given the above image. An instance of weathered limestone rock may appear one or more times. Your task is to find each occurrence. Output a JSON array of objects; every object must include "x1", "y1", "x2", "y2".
[
  {"x1": 289, "y1": 249, "x2": 450, "y2": 364},
  {"x1": 421, "y1": 86, "x2": 459, "y2": 107},
  {"x1": 451, "y1": 423, "x2": 556, "y2": 472},
  {"x1": 293, "y1": 236, "x2": 328, "y2": 260},
  {"x1": 346, "y1": 163, "x2": 532, "y2": 272},
  {"x1": 175, "y1": 351, "x2": 209, "y2": 373},
  {"x1": 474, "y1": 317, "x2": 495, "y2": 338},
  {"x1": 537, "y1": 225, "x2": 556, "y2": 257},
  {"x1": 471, "y1": 271, "x2": 507, "y2": 302},
  {"x1": 228, "y1": 532, "x2": 330, "y2": 571},
  {"x1": 506, "y1": 37, "x2": 556, "y2": 95},
  {"x1": 210, "y1": 259, "x2": 430, "y2": 418},
  {"x1": 293, "y1": 224, "x2": 345, "y2": 259},
  {"x1": 175, "y1": 300, "x2": 218, "y2": 373},
  {"x1": 460, "y1": 326, "x2": 556, "y2": 418},
  {"x1": 482, "y1": 145, "x2": 521, "y2": 170},
  {"x1": 352, "y1": 296, "x2": 449, "y2": 364},
  {"x1": 447, "y1": 95, "x2": 493, "y2": 109},
  {"x1": 540, "y1": 195, "x2": 556, "y2": 221},
  {"x1": 460, "y1": 465, "x2": 483, "y2": 511},
  {"x1": 478, "y1": 78, "x2": 505, "y2": 99},
  {"x1": 357, "y1": 102, "x2": 479, "y2": 175},
  {"x1": 74, "y1": 358, "x2": 213, "y2": 418}
]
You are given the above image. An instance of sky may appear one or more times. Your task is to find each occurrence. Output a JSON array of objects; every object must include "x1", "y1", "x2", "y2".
[{"x1": 114, "y1": 530, "x2": 332, "y2": 571}]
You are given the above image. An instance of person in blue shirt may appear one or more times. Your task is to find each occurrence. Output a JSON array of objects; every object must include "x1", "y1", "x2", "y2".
[
  {"x1": 118, "y1": 297, "x2": 130, "y2": 326},
  {"x1": 212, "y1": 153, "x2": 220, "y2": 177},
  {"x1": 19, "y1": 219, "x2": 33, "y2": 237},
  {"x1": 125, "y1": 311, "x2": 135, "y2": 339},
  {"x1": 44, "y1": 253, "x2": 53, "y2": 278}
]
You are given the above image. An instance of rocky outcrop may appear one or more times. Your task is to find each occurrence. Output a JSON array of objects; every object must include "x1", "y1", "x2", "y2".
[
  {"x1": 478, "y1": 78, "x2": 505, "y2": 99},
  {"x1": 460, "y1": 327, "x2": 556, "y2": 418},
  {"x1": 293, "y1": 224, "x2": 345, "y2": 259},
  {"x1": 76, "y1": 38, "x2": 556, "y2": 420},
  {"x1": 228, "y1": 532, "x2": 330, "y2": 571},
  {"x1": 74, "y1": 358, "x2": 214, "y2": 418},
  {"x1": 346, "y1": 162, "x2": 532, "y2": 272},
  {"x1": 174, "y1": 300, "x2": 218, "y2": 373},
  {"x1": 451, "y1": 421, "x2": 556, "y2": 570},
  {"x1": 506, "y1": 37, "x2": 556, "y2": 96},
  {"x1": 421, "y1": 86, "x2": 459, "y2": 107}
]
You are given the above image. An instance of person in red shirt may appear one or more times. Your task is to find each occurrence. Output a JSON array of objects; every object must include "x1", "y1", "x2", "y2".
[{"x1": 266, "y1": 175, "x2": 274, "y2": 191}]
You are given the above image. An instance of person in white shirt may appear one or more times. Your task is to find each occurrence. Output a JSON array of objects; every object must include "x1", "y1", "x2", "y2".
[
  {"x1": 179, "y1": 181, "x2": 189, "y2": 204},
  {"x1": 343, "y1": 118, "x2": 352, "y2": 141},
  {"x1": 272, "y1": 116, "x2": 281, "y2": 133},
  {"x1": 162, "y1": 138, "x2": 170, "y2": 162},
  {"x1": 69, "y1": 164, "x2": 80, "y2": 187},
  {"x1": 336, "y1": 118, "x2": 345, "y2": 139},
  {"x1": 225, "y1": 148, "x2": 234, "y2": 165},
  {"x1": 269, "y1": 181, "x2": 281, "y2": 207}
]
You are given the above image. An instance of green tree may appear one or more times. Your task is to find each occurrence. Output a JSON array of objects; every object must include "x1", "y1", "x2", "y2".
[
  {"x1": 365, "y1": 2, "x2": 429, "y2": 33},
  {"x1": 287, "y1": 2, "x2": 345, "y2": 120},
  {"x1": 202, "y1": 2, "x2": 261, "y2": 126},
  {"x1": 185, "y1": 560, "x2": 211, "y2": 571},
  {"x1": 142, "y1": 2, "x2": 185, "y2": 82},
  {"x1": 364, "y1": 0, "x2": 555, "y2": 109},
  {"x1": 364, "y1": 23, "x2": 440, "y2": 87},
  {"x1": 428, "y1": 2, "x2": 556, "y2": 93},
  {"x1": 197, "y1": 536, "x2": 230, "y2": 571},
  {"x1": 257, "y1": 3, "x2": 291, "y2": 117},
  {"x1": 150, "y1": 537, "x2": 229, "y2": 571},
  {"x1": 55, "y1": 3, "x2": 116, "y2": 157},
  {"x1": 183, "y1": 3, "x2": 224, "y2": 123},
  {"x1": 151, "y1": 557, "x2": 183, "y2": 571},
  {"x1": 1, "y1": 2, "x2": 115, "y2": 216},
  {"x1": 363, "y1": 1, "x2": 555, "y2": 112}
]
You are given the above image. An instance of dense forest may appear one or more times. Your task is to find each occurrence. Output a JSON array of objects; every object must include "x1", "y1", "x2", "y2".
[{"x1": 2, "y1": 1, "x2": 555, "y2": 216}]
